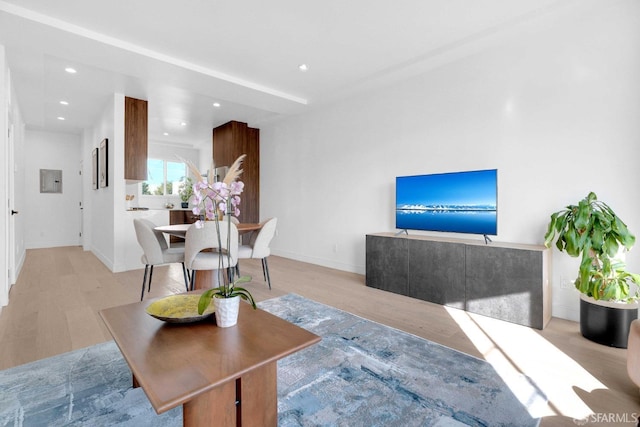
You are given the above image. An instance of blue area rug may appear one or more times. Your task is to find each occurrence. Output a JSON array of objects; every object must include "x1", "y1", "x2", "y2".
[{"x1": 0, "y1": 294, "x2": 544, "y2": 426}]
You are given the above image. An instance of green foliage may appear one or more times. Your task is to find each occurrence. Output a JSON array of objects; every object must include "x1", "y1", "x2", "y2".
[
  {"x1": 544, "y1": 192, "x2": 639, "y2": 302},
  {"x1": 197, "y1": 275, "x2": 256, "y2": 315},
  {"x1": 178, "y1": 177, "x2": 193, "y2": 202},
  {"x1": 153, "y1": 183, "x2": 165, "y2": 196}
]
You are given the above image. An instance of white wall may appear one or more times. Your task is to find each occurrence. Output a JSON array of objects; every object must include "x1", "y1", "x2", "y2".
[
  {"x1": 84, "y1": 94, "x2": 117, "y2": 268},
  {"x1": 23, "y1": 130, "x2": 82, "y2": 248},
  {"x1": 260, "y1": 0, "x2": 640, "y2": 321}
]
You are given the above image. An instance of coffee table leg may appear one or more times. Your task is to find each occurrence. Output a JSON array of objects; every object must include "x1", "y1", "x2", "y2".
[
  {"x1": 182, "y1": 362, "x2": 277, "y2": 427},
  {"x1": 183, "y1": 379, "x2": 236, "y2": 427},
  {"x1": 237, "y1": 361, "x2": 277, "y2": 427}
]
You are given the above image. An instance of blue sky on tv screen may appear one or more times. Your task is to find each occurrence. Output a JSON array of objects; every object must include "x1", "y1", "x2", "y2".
[{"x1": 396, "y1": 169, "x2": 497, "y2": 209}]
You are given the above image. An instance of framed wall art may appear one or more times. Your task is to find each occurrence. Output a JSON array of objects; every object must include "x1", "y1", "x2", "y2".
[
  {"x1": 92, "y1": 147, "x2": 99, "y2": 190},
  {"x1": 99, "y1": 138, "x2": 108, "y2": 188}
]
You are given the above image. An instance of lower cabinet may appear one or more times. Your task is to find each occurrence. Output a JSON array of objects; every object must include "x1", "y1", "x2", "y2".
[
  {"x1": 365, "y1": 235, "x2": 408, "y2": 295},
  {"x1": 408, "y1": 239, "x2": 466, "y2": 310},
  {"x1": 366, "y1": 233, "x2": 550, "y2": 329}
]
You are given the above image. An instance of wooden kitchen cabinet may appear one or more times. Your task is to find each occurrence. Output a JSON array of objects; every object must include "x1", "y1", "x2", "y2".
[
  {"x1": 212, "y1": 121, "x2": 259, "y2": 225},
  {"x1": 124, "y1": 96, "x2": 148, "y2": 181}
]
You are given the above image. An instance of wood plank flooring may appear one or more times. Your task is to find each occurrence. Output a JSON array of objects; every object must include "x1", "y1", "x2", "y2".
[{"x1": 0, "y1": 246, "x2": 638, "y2": 426}]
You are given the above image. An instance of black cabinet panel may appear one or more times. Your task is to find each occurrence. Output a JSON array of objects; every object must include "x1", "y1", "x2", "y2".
[
  {"x1": 365, "y1": 235, "x2": 408, "y2": 294},
  {"x1": 465, "y1": 246, "x2": 545, "y2": 329},
  {"x1": 408, "y1": 240, "x2": 465, "y2": 309}
]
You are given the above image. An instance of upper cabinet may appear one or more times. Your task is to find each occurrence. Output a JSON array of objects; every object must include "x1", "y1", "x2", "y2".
[
  {"x1": 213, "y1": 121, "x2": 259, "y2": 224},
  {"x1": 124, "y1": 96, "x2": 148, "y2": 181}
]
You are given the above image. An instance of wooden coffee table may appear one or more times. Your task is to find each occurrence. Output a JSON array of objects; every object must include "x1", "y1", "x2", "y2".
[{"x1": 100, "y1": 298, "x2": 320, "y2": 427}]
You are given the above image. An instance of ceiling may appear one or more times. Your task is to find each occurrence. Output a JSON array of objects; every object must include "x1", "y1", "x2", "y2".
[{"x1": 0, "y1": 0, "x2": 565, "y2": 148}]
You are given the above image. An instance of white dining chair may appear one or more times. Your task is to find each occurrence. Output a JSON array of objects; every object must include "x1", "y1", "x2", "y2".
[
  {"x1": 184, "y1": 221, "x2": 239, "y2": 290},
  {"x1": 133, "y1": 218, "x2": 189, "y2": 301},
  {"x1": 237, "y1": 217, "x2": 277, "y2": 289}
]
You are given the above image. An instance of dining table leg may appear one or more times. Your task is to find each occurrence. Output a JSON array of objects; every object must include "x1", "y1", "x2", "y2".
[{"x1": 192, "y1": 270, "x2": 221, "y2": 290}]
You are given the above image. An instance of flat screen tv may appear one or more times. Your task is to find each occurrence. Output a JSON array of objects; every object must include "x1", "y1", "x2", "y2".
[{"x1": 395, "y1": 169, "x2": 497, "y2": 236}]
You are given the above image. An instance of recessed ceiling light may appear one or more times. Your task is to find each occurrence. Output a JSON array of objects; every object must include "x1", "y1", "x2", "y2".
[
  {"x1": 180, "y1": 122, "x2": 187, "y2": 126},
  {"x1": 163, "y1": 132, "x2": 169, "y2": 136},
  {"x1": 298, "y1": 64, "x2": 309, "y2": 72},
  {"x1": 65, "y1": 67, "x2": 77, "y2": 74},
  {"x1": 60, "y1": 100, "x2": 69, "y2": 105},
  {"x1": 57, "y1": 117, "x2": 65, "y2": 120},
  {"x1": 213, "y1": 102, "x2": 221, "y2": 108}
]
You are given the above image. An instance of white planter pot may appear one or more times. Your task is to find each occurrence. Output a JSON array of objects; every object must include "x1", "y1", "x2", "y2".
[{"x1": 214, "y1": 296, "x2": 240, "y2": 328}]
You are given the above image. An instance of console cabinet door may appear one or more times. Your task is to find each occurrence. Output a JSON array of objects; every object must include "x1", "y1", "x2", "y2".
[
  {"x1": 408, "y1": 240, "x2": 465, "y2": 309},
  {"x1": 365, "y1": 235, "x2": 408, "y2": 295},
  {"x1": 465, "y1": 245, "x2": 546, "y2": 329}
]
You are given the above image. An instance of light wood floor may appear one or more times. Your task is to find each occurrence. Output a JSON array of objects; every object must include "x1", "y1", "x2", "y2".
[{"x1": 1, "y1": 246, "x2": 638, "y2": 426}]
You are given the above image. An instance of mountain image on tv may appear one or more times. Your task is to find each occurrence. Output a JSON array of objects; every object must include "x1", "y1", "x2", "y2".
[{"x1": 395, "y1": 169, "x2": 497, "y2": 235}]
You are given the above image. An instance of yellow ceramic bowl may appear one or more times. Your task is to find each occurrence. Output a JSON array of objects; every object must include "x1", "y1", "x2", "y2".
[{"x1": 145, "y1": 294, "x2": 215, "y2": 323}]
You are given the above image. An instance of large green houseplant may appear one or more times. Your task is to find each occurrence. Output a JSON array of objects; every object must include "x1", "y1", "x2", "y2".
[{"x1": 544, "y1": 192, "x2": 640, "y2": 303}]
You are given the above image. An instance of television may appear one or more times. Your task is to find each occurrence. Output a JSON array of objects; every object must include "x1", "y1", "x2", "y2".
[{"x1": 395, "y1": 169, "x2": 497, "y2": 236}]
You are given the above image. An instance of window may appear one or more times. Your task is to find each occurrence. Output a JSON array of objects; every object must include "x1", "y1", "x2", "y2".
[{"x1": 141, "y1": 159, "x2": 187, "y2": 196}]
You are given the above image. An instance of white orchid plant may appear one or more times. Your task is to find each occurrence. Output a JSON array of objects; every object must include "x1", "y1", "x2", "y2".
[{"x1": 182, "y1": 154, "x2": 256, "y2": 314}]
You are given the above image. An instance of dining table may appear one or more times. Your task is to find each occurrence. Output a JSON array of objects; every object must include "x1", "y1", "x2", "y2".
[
  {"x1": 155, "y1": 222, "x2": 263, "y2": 290},
  {"x1": 155, "y1": 222, "x2": 262, "y2": 238}
]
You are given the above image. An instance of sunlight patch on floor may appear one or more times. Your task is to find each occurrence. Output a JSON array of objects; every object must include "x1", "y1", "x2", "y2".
[{"x1": 445, "y1": 306, "x2": 603, "y2": 420}]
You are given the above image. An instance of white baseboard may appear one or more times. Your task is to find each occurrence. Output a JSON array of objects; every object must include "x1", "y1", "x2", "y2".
[{"x1": 271, "y1": 249, "x2": 364, "y2": 275}]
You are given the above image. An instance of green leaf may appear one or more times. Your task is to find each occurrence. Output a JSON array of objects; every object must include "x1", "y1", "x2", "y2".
[
  {"x1": 573, "y1": 199, "x2": 590, "y2": 230},
  {"x1": 564, "y1": 228, "x2": 580, "y2": 257},
  {"x1": 590, "y1": 222, "x2": 604, "y2": 251},
  {"x1": 198, "y1": 289, "x2": 215, "y2": 315},
  {"x1": 613, "y1": 216, "x2": 636, "y2": 249},
  {"x1": 591, "y1": 277, "x2": 603, "y2": 300},
  {"x1": 603, "y1": 234, "x2": 619, "y2": 258},
  {"x1": 231, "y1": 286, "x2": 257, "y2": 309},
  {"x1": 555, "y1": 211, "x2": 569, "y2": 233},
  {"x1": 578, "y1": 255, "x2": 593, "y2": 289},
  {"x1": 234, "y1": 275, "x2": 252, "y2": 285},
  {"x1": 544, "y1": 213, "x2": 559, "y2": 248}
]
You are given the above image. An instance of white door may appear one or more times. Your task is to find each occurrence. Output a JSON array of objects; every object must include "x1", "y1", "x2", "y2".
[
  {"x1": 79, "y1": 160, "x2": 83, "y2": 243},
  {"x1": 8, "y1": 122, "x2": 16, "y2": 285}
]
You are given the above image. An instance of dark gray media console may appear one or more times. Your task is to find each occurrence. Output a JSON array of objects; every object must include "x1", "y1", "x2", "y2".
[{"x1": 365, "y1": 233, "x2": 551, "y2": 329}]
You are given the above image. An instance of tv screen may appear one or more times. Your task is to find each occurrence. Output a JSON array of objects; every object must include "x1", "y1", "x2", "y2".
[{"x1": 395, "y1": 169, "x2": 497, "y2": 235}]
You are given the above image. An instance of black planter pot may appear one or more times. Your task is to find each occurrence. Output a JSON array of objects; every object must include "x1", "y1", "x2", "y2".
[{"x1": 580, "y1": 295, "x2": 638, "y2": 348}]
